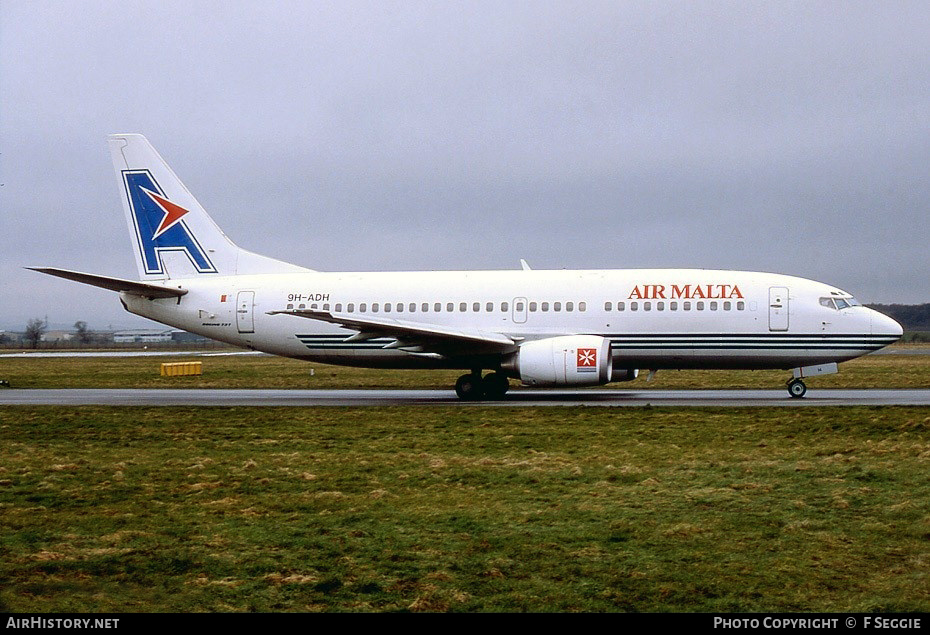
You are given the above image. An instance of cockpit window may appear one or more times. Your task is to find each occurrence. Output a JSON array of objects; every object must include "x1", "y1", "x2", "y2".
[{"x1": 820, "y1": 296, "x2": 858, "y2": 310}]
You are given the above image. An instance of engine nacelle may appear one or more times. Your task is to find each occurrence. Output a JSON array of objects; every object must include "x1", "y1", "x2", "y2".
[{"x1": 503, "y1": 335, "x2": 614, "y2": 387}]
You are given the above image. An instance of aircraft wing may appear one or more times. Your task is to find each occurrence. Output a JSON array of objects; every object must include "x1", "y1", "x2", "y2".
[
  {"x1": 27, "y1": 267, "x2": 187, "y2": 299},
  {"x1": 267, "y1": 308, "x2": 519, "y2": 356}
]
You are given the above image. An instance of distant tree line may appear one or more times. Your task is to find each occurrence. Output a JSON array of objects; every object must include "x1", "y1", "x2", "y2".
[
  {"x1": 25, "y1": 318, "x2": 48, "y2": 349},
  {"x1": 866, "y1": 304, "x2": 930, "y2": 331},
  {"x1": 1, "y1": 318, "x2": 218, "y2": 349}
]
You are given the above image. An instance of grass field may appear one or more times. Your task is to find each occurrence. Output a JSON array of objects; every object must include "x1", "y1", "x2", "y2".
[
  {"x1": 1, "y1": 352, "x2": 929, "y2": 612},
  {"x1": 2, "y1": 404, "x2": 929, "y2": 612}
]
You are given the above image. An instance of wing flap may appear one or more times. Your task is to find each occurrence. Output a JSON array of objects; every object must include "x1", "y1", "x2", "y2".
[{"x1": 268, "y1": 308, "x2": 518, "y2": 354}]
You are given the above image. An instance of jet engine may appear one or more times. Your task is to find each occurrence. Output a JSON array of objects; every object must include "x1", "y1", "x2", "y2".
[{"x1": 502, "y1": 335, "x2": 617, "y2": 387}]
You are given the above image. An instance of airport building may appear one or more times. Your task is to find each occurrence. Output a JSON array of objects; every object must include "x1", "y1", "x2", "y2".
[{"x1": 112, "y1": 329, "x2": 181, "y2": 343}]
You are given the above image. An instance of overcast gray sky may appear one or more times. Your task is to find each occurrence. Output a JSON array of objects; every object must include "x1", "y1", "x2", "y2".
[{"x1": 2, "y1": 0, "x2": 928, "y2": 330}]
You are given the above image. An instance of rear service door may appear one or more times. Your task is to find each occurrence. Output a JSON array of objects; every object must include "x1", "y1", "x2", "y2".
[{"x1": 236, "y1": 290, "x2": 255, "y2": 333}]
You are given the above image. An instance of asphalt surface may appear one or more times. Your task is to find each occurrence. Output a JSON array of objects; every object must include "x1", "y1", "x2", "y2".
[{"x1": 3, "y1": 388, "x2": 930, "y2": 407}]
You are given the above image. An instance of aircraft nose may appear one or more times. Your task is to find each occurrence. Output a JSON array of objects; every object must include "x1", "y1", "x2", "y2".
[{"x1": 870, "y1": 309, "x2": 903, "y2": 339}]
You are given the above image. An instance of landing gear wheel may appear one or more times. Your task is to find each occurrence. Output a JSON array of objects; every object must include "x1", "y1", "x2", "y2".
[
  {"x1": 455, "y1": 373, "x2": 484, "y2": 400},
  {"x1": 481, "y1": 372, "x2": 510, "y2": 400},
  {"x1": 787, "y1": 378, "x2": 807, "y2": 399}
]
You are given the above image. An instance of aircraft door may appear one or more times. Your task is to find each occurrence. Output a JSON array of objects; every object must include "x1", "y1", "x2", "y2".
[
  {"x1": 768, "y1": 287, "x2": 789, "y2": 331},
  {"x1": 236, "y1": 290, "x2": 255, "y2": 333},
  {"x1": 512, "y1": 297, "x2": 528, "y2": 324}
]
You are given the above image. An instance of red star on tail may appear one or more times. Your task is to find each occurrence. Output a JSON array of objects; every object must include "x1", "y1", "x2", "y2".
[{"x1": 143, "y1": 189, "x2": 190, "y2": 239}]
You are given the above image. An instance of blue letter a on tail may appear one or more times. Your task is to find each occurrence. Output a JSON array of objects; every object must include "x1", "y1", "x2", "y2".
[{"x1": 122, "y1": 169, "x2": 217, "y2": 275}]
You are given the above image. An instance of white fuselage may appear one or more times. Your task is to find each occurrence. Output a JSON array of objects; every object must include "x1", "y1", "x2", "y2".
[{"x1": 121, "y1": 268, "x2": 902, "y2": 373}]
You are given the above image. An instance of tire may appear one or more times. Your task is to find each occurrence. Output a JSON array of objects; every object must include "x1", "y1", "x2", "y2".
[
  {"x1": 481, "y1": 372, "x2": 510, "y2": 400},
  {"x1": 455, "y1": 374, "x2": 483, "y2": 400},
  {"x1": 788, "y1": 379, "x2": 807, "y2": 398}
]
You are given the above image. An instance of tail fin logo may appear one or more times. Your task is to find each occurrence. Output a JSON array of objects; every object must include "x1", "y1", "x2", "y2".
[{"x1": 122, "y1": 169, "x2": 217, "y2": 275}]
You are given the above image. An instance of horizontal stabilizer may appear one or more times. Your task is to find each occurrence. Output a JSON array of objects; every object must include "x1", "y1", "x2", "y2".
[{"x1": 26, "y1": 267, "x2": 187, "y2": 299}]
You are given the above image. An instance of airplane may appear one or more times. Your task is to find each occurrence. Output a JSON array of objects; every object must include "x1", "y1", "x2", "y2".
[{"x1": 30, "y1": 134, "x2": 903, "y2": 400}]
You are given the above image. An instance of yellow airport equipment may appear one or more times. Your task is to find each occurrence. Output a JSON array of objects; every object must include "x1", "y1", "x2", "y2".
[{"x1": 160, "y1": 361, "x2": 203, "y2": 377}]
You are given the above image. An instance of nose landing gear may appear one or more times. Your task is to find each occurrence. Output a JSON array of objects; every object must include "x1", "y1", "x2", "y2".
[
  {"x1": 787, "y1": 378, "x2": 807, "y2": 398},
  {"x1": 785, "y1": 362, "x2": 837, "y2": 399}
]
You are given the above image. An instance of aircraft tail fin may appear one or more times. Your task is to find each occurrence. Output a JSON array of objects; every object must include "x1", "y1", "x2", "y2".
[{"x1": 108, "y1": 134, "x2": 310, "y2": 280}]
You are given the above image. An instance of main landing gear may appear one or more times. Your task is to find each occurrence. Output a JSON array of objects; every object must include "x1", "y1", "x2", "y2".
[{"x1": 455, "y1": 371, "x2": 510, "y2": 401}]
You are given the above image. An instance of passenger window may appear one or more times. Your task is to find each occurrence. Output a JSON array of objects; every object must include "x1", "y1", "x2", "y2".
[
  {"x1": 644, "y1": 302, "x2": 651, "y2": 311},
  {"x1": 670, "y1": 301, "x2": 677, "y2": 311},
  {"x1": 710, "y1": 301, "x2": 718, "y2": 311},
  {"x1": 334, "y1": 303, "x2": 342, "y2": 312},
  {"x1": 724, "y1": 301, "x2": 731, "y2": 311},
  {"x1": 347, "y1": 303, "x2": 354, "y2": 312},
  {"x1": 684, "y1": 301, "x2": 691, "y2": 311},
  {"x1": 298, "y1": 303, "x2": 306, "y2": 309},
  {"x1": 310, "y1": 303, "x2": 318, "y2": 309},
  {"x1": 657, "y1": 302, "x2": 664, "y2": 311},
  {"x1": 529, "y1": 302, "x2": 538, "y2": 312},
  {"x1": 409, "y1": 303, "x2": 416, "y2": 312},
  {"x1": 473, "y1": 302, "x2": 480, "y2": 312},
  {"x1": 696, "y1": 302, "x2": 704, "y2": 310},
  {"x1": 422, "y1": 303, "x2": 429, "y2": 312},
  {"x1": 396, "y1": 303, "x2": 403, "y2": 312},
  {"x1": 501, "y1": 302, "x2": 509, "y2": 311},
  {"x1": 447, "y1": 303, "x2": 454, "y2": 312},
  {"x1": 541, "y1": 302, "x2": 549, "y2": 312},
  {"x1": 737, "y1": 301, "x2": 745, "y2": 311},
  {"x1": 579, "y1": 302, "x2": 586, "y2": 312},
  {"x1": 516, "y1": 302, "x2": 524, "y2": 311},
  {"x1": 554, "y1": 302, "x2": 562, "y2": 312},
  {"x1": 460, "y1": 302, "x2": 467, "y2": 312},
  {"x1": 287, "y1": 303, "x2": 294, "y2": 309},
  {"x1": 323, "y1": 303, "x2": 330, "y2": 311},
  {"x1": 605, "y1": 302, "x2": 612, "y2": 311},
  {"x1": 566, "y1": 302, "x2": 574, "y2": 311},
  {"x1": 631, "y1": 302, "x2": 638, "y2": 311},
  {"x1": 360, "y1": 303, "x2": 367, "y2": 312},
  {"x1": 434, "y1": 303, "x2": 441, "y2": 312},
  {"x1": 372, "y1": 303, "x2": 379, "y2": 312},
  {"x1": 618, "y1": 302, "x2": 625, "y2": 311},
  {"x1": 486, "y1": 302, "x2": 493, "y2": 312},
  {"x1": 384, "y1": 303, "x2": 391, "y2": 312}
]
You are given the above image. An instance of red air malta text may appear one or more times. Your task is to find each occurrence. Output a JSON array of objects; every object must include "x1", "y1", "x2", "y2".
[{"x1": 628, "y1": 284, "x2": 744, "y2": 300}]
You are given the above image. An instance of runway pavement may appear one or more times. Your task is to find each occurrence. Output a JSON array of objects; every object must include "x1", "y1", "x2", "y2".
[{"x1": 3, "y1": 388, "x2": 930, "y2": 407}]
